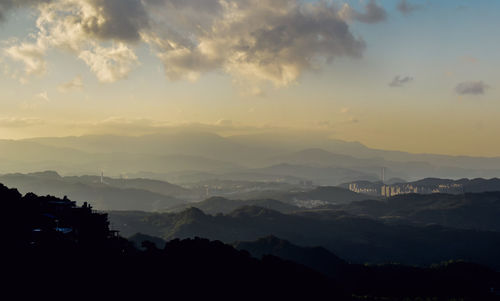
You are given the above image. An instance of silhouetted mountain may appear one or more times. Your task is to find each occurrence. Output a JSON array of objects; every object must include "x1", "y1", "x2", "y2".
[
  {"x1": 0, "y1": 172, "x2": 187, "y2": 211},
  {"x1": 234, "y1": 236, "x2": 500, "y2": 299},
  {"x1": 234, "y1": 235, "x2": 346, "y2": 278},
  {"x1": 4, "y1": 182, "x2": 500, "y2": 300},
  {"x1": 166, "y1": 196, "x2": 299, "y2": 214},
  {"x1": 457, "y1": 178, "x2": 500, "y2": 193},
  {"x1": 229, "y1": 132, "x2": 500, "y2": 171},
  {"x1": 1, "y1": 183, "x2": 340, "y2": 299},
  {"x1": 108, "y1": 206, "x2": 500, "y2": 269},
  {"x1": 128, "y1": 232, "x2": 166, "y2": 249},
  {"x1": 333, "y1": 191, "x2": 500, "y2": 232}
]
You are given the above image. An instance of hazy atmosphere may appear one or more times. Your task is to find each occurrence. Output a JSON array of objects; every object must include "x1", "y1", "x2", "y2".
[{"x1": 3, "y1": 1, "x2": 500, "y2": 300}]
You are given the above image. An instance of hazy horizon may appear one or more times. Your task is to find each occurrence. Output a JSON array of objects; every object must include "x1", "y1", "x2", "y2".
[{"x1": 2, "y1": 127, "x2": 500, "y2": 159}]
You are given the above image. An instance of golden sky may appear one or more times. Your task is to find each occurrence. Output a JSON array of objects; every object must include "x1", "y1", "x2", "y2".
[{"x1": 0, "y1": 0, "x2": 499, "y2": 156}]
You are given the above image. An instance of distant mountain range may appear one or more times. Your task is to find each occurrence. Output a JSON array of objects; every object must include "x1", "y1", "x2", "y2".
[
  {"x1": 0, "y1": 171, "x2": 191, "y2": 211},
  {"x1": 2, "y1": 131, "x2": 500, "y2": 185},
  {"x1": 0, "y1": 171, "x2": 373, "y2": 211},
  {"x1": 166, "y1": 197, "x2": 300, "y2": 215}
]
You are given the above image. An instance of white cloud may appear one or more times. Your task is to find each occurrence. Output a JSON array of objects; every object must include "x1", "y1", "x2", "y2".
[
  {"x1": 0, "y1": 116, "x2": 44, "y2": 128},
  {"x1": 4, "y1": 41, "x2": 47, "y2": 76},
  {"x1": 79, "y1": 43, "x2": 139, "y2": 83},
  {"x1": 216, "y1": 119, "x2": 233, "y2": 126},
  {"x1": 58, "y1": 75, "x2": 83, "y2": 93},
  {"x1": 3, "y1": 0, "x2": 143, "y2": 83},
  {"x1": 36, "y1": 91, "x2": 49, "y2": 101}
]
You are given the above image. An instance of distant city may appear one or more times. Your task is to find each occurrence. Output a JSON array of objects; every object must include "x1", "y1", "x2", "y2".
[{"x1": 347, "y1": 181, "x2": 464, "y2": 197}]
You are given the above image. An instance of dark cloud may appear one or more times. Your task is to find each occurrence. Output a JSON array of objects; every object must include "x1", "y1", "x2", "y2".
[
  {"x1": 353, "y1": 0, "x2": 387, "y2": 24},
  {"x1": 389, "y1": 75, "x2": 414, "y2": 87},
  {"x1": 82, "y1": 0, "x2": 150, "y2": 42},
  {"x1": 397, "y1": 0, "x2": 420, "y2": 15},
  {"x1": 455, "y1": 81, "x2": 489, "y2": 95},
  {"x1": 1, "y1": 0, "x2": 149, "y2": 42}
]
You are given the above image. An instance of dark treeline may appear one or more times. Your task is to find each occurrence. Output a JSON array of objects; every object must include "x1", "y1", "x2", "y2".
[{"x1": 2, "y1": 183, "x2": 500, "y2": 300}]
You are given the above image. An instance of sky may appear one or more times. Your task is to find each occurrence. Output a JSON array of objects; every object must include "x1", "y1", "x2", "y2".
[{"x1": 0, "y1": 0, "x2": 499, "y2": 156}]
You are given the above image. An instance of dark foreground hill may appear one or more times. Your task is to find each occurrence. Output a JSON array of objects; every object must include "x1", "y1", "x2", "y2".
[
  {"x1": 3, "y1": 183, "x2": 500, "y2": 300},
  {"x1": 0, "y1": 183, "x2": 338, "y2": 299},
  {"x1": 332, "y1": 191, "x2": 500, "y2": 232},
  {"x1": 233, "y1": 236, "x2": 500, "y2": 298},
  {"x1": 108, "y1": 205, "x2": 500, "y2": 269},
  {"x1": 131, "y1": 233, "x2": 500, "y2": 299},
  {"x1": 234, "y1": 235, "x2": 346, "y2": 278}
]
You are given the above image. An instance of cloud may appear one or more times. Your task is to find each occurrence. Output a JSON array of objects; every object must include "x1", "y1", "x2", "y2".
[
  {"x1": 58, "y1": 75, "x2": 83, "y2": 93},
  {"x1": 3, "y1": 0, "x2": 372, "y2": 86},
  {"x1": 80, "y1": 0, "x2": 150, "y2": 42},
  {"x1": 340, "y1": 107, "x2": 350, "y2": 114},
  {"x1": 35, "y1": 0, "x2": 149, "y2": 44},
  {"x1": 149, "y1": 0, "x2": 366, "y2": 86},
  {"x1": 216, "y1": 119, "x2": 233, "y2": 127},
  {"x1": 81, "y1": 117, "x2": 267, "y2": 136},
  {"x1": 389, "y1": 75, "x2": 413, "y2": 87},
  {"x1": 4, "y1": 40, "x2": 47, "y2": 76},
  {"x1": 79, "y1": 43, "x2": 139, "y2": 83},
  {"x1": 36, "y1": 91, "x2": 49, "y2": 101},
  {"x1": 396, "y1": 0, "x2": 420, "y2": 15},
  {"x1": 0, "y1": 117, "x2": 44, "y2": 128},
  {"x1": 316, "y1": 116, "x2": 359, "y2": 129},
  {"x1": 339, "y1": 0, "x2": 387, "y2": 24},
  {"x1": 455, "y1": 81, "x2": 489, "y2": 95},
  {"x1": 3, "y1": 0, "x2": 144, "y2": 82}
]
